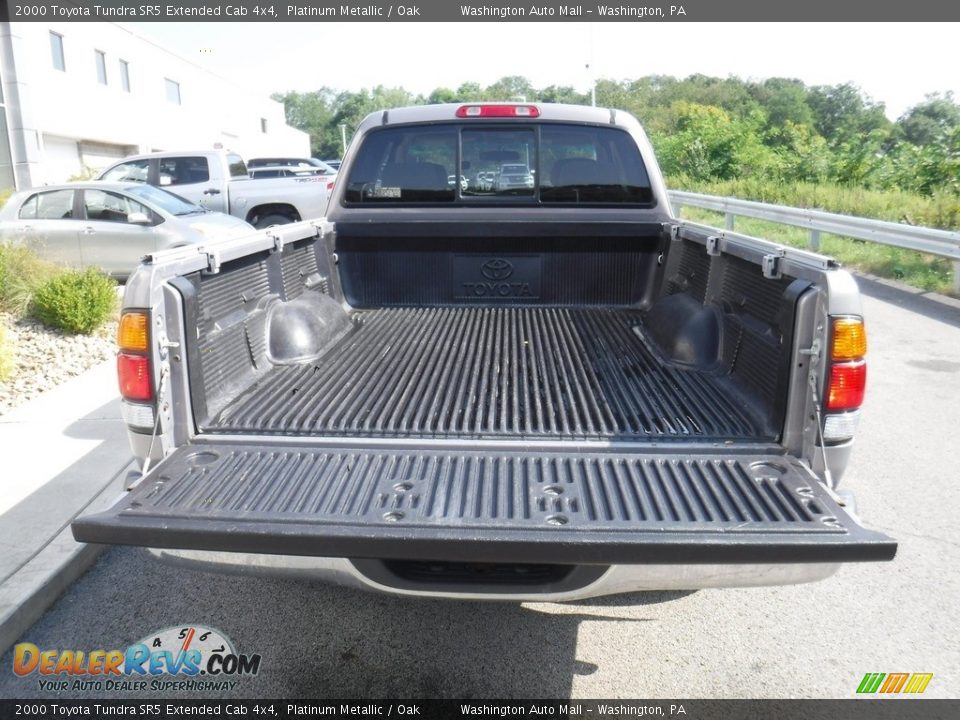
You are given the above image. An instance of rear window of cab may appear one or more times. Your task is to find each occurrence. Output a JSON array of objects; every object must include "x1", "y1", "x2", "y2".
[{"x1": 343, "y1": 123, "x2": 654, "y2": 206}]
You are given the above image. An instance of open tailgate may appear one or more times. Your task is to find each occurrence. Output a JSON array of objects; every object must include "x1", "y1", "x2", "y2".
[{"x1": 72, "y1": 444, "x2": 896, "y2": 564}]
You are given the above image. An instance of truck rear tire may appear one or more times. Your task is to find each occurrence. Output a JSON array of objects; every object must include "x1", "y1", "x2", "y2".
[{"x1": 253, "y1": 213, "x2": 294, "y2": 229}]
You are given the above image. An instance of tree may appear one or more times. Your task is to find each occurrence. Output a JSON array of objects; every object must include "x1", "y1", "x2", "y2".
[
  {"x1": 653, "y1": 102, "x2": 779, "y2": 182},
  {"x1": 271, "y1": 89, "x2": 339, "y2": 158},
  {"x1": 897, "y1": 92, "x2": 960, "y2": 146},
  {"x1": 329, "y1": 86, "x2": 419, "y2": 154},
  {"x1": 749, "y1": 78, "x2": 815, "y2": 137},
  {"x1": 483, "y1": 76, "x2": 535, "y2": 102},
  {"x1": 537, "y1": 85, "x2": 588, "y2": 105},
  {"x1": 428, "y1": 87, "x2": 458, "y2": 104},
  {"x1": 807, "y1": 83, "x2": 890, "y2": 144}
]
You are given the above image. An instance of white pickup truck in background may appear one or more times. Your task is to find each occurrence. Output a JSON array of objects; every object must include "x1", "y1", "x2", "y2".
[{"x1": 97, "y1": 150, "x2": 332, "y2": 229}]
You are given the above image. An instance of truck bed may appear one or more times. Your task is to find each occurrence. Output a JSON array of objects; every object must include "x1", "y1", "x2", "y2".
[{"x1": 205, "y1": 306, "x2": 768, "y2": 441}]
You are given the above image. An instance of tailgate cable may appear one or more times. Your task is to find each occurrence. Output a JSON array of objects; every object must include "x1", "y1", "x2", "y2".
[
  {"x1": 141, "y1": 367, "x2": 168, "y2": 476},
  {"x1": 802, "y1": 339, "x2": 834, "y2": 488}
]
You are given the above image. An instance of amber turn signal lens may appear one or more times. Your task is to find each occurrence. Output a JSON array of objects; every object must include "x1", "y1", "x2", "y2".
[
  {"x1": 118, "y1": 312, "x2": 149, "y2": 353},
  {"x1": 832, "y1": 317, "x2": 866, "y2": 360}
]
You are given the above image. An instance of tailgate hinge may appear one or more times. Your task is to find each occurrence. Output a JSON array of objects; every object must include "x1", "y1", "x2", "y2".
[
  {"x1": 762, "y1": 249, "x2": 785, "y2": 279},
  {"x1": 706, "y1": 235, "x2": 721, "y2": 256},
  {"x1": 269, "y1": 230, "x2": 284, "y2": 255},
  {"x1": 201, "y1": 248, "x2": 221, "y2": 275}
]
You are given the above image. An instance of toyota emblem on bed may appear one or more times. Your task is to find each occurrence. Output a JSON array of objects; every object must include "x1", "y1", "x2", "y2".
[{"x1": 481, "y1": 258, "x2": 514, "y2": 281}]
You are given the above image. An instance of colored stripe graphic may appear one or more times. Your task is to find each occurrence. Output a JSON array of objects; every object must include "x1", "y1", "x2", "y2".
[
  {"x1": 857, "y1": 672, "x2": 933, "y2": 694},
  {"x1": 903, "y1": 673, "x2": 934, "y2": 694},
  {"x1": 857, "y1": 673, "x2": 885, "y2": 693},
  {"x1": 880, "y1": 673, "x2": 909, "y2": 693}
]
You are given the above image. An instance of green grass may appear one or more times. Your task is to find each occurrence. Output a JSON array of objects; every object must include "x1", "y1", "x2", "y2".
[
  {"x1": 668, "y1": 177, "x2": 958, "y2": 295},
  {"x1": 669, "y1": 176, "x2": 960, "y2": 230},
  {"x1": 677, "y1": 206, "x2": 955, "y2": 295},
  {"x1": 0, "y1": 244, "x2": 62, "y2": 317}
]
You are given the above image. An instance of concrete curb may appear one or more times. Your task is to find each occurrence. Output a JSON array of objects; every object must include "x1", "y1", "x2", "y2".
[
  {"x1": 0, "y1": 461, "x2": 131, "y2": 655},
  {"x1": 0, "y1": 359, "x2": 133, "y2": 655}
]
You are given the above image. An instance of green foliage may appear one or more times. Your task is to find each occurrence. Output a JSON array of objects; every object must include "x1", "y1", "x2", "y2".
[
  {"x1": 275, "y1": 85, "x2": 417, "y2": 158},
  {"x1": 897, "y1": 92, "x2": 960, "y2": 145},
  {"x1": 672, "y1": 179, "x2": 959, "y2": 294},
  {"x1": 32, "y1": 269, "x2": 117, "y2": 334},
  {"x1": 670, "y1": 176, "x2": 960, "y2": 230},
  {"x1": 0, "y1": 321, "x2": 14, "y2": 383},
  {"x1": 680, "y1": 204, "x2": 954, "y2": 295},
  {"x1": 654, "y1": 102, "x2": 780, "y2": 182},
  {"x1": 0, "y1": 244, "x2": 61, "y2": 317}
]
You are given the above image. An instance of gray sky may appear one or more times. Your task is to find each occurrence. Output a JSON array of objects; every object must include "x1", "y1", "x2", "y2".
[{"x1": 128, "y1": 22, "x2": 960, "y2": 118}]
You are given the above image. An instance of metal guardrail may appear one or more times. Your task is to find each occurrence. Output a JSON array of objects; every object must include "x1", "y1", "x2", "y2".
[{"x1": 668, "y1": 190, "x2": 960, "y2": 293}]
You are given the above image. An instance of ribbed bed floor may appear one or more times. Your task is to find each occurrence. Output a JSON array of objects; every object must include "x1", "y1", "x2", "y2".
[{"x1": 205, "y1": 307, "x2": 767, "y2": 440}]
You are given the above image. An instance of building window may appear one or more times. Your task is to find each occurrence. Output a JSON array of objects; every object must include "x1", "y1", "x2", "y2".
[
  {"x1": 50, "y1": 32, "x2": 65, "y2": 72},
  {"x1": 95, "y1": 50, "x2": 107, "y2": 85},
  {"x1": 164, "y1": 78, "x2": 181, "y2": 105},
  {"x1": 119, "y1": 60, "x2": 130, "y2": 92},
  {"x1": 260, "y1": 118, "x2": 268, "y2": 134}
]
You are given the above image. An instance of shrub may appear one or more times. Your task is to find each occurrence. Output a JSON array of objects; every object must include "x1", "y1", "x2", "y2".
[
  {"x1": 32, "y1": 269, "x2": 117, "y2": 334},
  {"x1": 0, "y1": 321, "x2": 14, "y2": 382},
  {"x1": 0, "y1": 244, "x2": 61, "y2": 317}
]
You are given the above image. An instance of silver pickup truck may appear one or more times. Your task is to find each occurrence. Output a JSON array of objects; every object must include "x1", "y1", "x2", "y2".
[
  {"x1": 97, "y1": 150, "x2": 331, "y2": 229},
  {"x1": 74, "y1": 103, "x2": 895, "y2": 601}
]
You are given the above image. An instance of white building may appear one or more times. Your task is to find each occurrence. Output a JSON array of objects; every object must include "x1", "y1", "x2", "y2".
[{"x1": 0, "y1": 19, "x2": 310, "y2": 189}]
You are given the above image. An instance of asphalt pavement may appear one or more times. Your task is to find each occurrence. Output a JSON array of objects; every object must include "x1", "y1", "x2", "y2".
[{"x1": 0, "y1": 276, "x2": 957, "y2": 699}]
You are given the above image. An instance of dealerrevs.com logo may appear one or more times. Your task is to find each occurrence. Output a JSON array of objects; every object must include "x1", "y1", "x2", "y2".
[{"x1": 13, "y1": 625, "x2": 261, "y2": 693}]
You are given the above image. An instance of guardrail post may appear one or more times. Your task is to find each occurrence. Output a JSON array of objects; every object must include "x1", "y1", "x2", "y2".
[
  {"x1": 809, "y1": 229, "x2": 821, "y2": 252},
  {"x1": 954, "y1": 260, "x2": 960, "y2": 295},
  {"x1": 725, "y1": 212, "x2": 735, "y2": 230}
]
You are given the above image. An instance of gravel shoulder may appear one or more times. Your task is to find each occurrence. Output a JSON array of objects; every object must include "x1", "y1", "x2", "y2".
[{"x1": 0, "y1": 312, "x2": 117, "y2": 416}]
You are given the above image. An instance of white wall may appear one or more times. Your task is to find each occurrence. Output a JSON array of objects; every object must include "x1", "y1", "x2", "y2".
[{"x1": 5, "y1": 21, "x2": 309, "y2": 185}]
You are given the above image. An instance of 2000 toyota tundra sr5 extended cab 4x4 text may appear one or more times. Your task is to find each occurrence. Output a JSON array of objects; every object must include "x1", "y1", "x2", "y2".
[{"x1": 73, "y1": 104, "x2": 896, "y2": 601}]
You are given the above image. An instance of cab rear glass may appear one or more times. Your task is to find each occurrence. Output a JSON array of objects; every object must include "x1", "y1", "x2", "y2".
[{"x1": 343, "y1": 123, "x2": 654, "y2": 205}]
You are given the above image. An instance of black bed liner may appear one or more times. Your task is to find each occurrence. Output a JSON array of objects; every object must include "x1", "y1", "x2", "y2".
[
  {"x1": 72, "y1": 444, "x2": 896, "y2": 564},
  {"x1": 205, "y1": 306, "x2": 769, "y2": 441}
]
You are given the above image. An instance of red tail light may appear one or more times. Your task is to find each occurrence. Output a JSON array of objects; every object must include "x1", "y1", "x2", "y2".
[
  {"x1": 118, "y1": 352, "x2": 152, "y2": 402},
  {"x1": 456, "y1": 104, "x2": 540, "y2": 118},
  {"x1": 326, "y1": 181, "x2": 335, "y2": 191},
  {"x1": 826, "y1": 361, "x2": 866, "y2": 411}
]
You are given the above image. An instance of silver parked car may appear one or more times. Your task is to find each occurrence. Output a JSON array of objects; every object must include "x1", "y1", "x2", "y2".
[{"x1": 0, "y1": 182, "x2": 254, "y2": 278}]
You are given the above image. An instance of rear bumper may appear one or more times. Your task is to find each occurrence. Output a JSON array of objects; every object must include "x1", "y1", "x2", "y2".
[{"x1": 146, "y1": 547, "x2": 841, "y2": 600}]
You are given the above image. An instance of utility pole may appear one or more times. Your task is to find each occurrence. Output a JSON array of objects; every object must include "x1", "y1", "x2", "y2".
[
  {"x1": 339, "y1": 124, "x2": 347, "y2": 155},
  {"x1": 587, "y1": 25, "x2": 596, "y2": 107}
]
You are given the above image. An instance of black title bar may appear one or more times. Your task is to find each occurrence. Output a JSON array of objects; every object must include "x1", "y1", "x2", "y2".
[
  {"x1": 0, "y1": 699, "x2": 956, "y2": 720},
  {"x1": 3, "y1": 1, "x2": 960, "y2": 22}
]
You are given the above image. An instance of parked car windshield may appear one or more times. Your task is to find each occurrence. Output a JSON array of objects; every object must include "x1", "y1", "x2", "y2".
[
  {"x1": 344, "y1": 123, "x2": 653, "y2": 205},
  {"x1": 125, "y1": 184, "x2": 207, "y2": 216}
]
